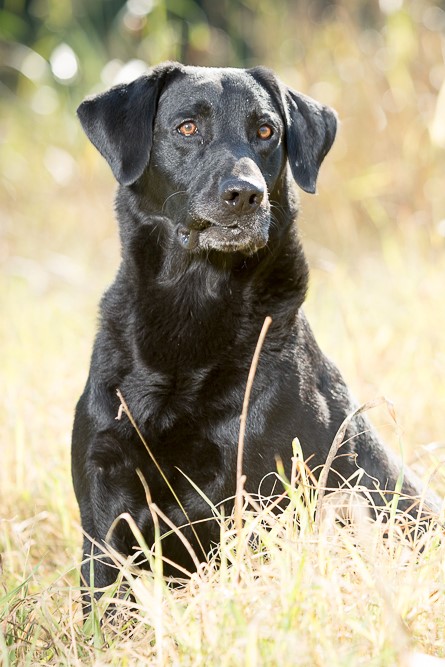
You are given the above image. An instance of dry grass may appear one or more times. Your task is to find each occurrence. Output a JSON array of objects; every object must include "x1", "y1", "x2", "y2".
[
  {"x1": 1, "y1": 459, "x2": 444, "y2": 665},
  {"x1": 1, "y1": 3, "x2": 445, "y2": 664}
]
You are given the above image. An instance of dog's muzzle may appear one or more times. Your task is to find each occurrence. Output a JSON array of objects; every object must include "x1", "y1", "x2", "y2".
[{"x1": 178, "y1": 176, "x2": 270, "y2": 254}]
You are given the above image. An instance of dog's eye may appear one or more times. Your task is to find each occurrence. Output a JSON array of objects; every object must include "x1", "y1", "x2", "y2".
[
  {"x1": 257, "y1": 125, "x2": 273, "y2": 140},
  {"x1": 177, "y1": 121, "x2": 198, "y2": 137}
]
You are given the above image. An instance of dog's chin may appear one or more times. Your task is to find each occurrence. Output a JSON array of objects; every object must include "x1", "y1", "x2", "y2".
[{"x1": 177, "y1": 222, "x2": 269, "y2": 255}]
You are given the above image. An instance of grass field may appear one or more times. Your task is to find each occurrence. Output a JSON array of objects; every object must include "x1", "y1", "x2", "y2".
[{"x1": 2, "y1": 5, "x2": 445, "y2": 665}]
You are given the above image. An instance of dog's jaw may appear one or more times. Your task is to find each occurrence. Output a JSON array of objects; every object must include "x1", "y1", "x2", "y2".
[
  {"x1": 177, "y1": 223, "x2": 269, "y2": 254},
  {"x1": 176, "y1": 209, "x2": 270, "y2": 255}
]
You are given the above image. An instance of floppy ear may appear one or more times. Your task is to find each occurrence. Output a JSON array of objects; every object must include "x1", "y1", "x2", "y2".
[
  {"x1": 284, "y1": 88, "x2": 337, "y2": 194},
  {"x1": 77, "y1": 64, "x2": 178, "y2": 186},
  {"x1": 247, "y1": 67, "x2": 337, "y2": 194}
]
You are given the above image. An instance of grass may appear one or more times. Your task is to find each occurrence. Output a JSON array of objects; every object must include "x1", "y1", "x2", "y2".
[
  {"x1": 1, "y1": 450, "x2": 444, "y2": 665},
  {"x1": 2, "y1": 4, "x2": 445, "y2": 665}
]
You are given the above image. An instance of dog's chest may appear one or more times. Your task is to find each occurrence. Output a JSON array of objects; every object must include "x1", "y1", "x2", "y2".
[
  {"x1": 119, "y1": 361, "x2": 222, "y2": 434},
  {"x1": 133, "y1": 268, "x2": 245, "y2": 368},
  {"x1": 111, "y1": 257, "x2": 270, "y2": 433}
]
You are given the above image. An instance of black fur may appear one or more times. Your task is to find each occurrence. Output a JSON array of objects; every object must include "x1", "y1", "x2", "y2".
[{"x1": 72, "y1": 62, "x2": 437, "y2": 603}]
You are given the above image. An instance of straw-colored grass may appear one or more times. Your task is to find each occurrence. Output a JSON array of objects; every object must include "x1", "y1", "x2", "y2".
[{"x1": 1, "y1": 446, "x2": 444, "y2": 665}]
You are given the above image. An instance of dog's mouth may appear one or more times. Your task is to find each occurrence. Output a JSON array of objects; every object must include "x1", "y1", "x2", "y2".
[{"x1": 177, "y1": 217, "x2": 269, "y2": 255}]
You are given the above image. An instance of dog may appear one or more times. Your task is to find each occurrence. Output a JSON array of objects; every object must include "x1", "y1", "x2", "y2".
[{"x1": 72, "y1": 62, "x2": 438, "y2": 603}]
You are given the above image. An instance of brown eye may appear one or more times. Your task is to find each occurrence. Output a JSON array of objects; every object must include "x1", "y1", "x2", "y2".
[
  {"x1": 257, "y1": 125, "x2": 273, "y2": 140},
  {"x1": 178, "y1": 121, "x2": 198, "y2": 136}
]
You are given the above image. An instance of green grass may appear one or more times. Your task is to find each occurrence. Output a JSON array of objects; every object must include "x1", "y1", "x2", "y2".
[{"x1": 2, "y1": 4, "x2": 445, "y2": 664}]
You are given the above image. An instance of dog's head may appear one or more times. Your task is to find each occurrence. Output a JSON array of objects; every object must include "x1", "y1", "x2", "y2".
[{"x1": 78, "y1": 62, "x2": 337, "y2": 255}]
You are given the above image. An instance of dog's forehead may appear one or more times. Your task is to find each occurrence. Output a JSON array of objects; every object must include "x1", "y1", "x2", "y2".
[{"x1": 159, "y1": 66, "x2": 276, "y2": 115}]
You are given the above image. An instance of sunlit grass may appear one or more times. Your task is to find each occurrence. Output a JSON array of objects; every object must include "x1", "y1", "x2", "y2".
[{"x1": 1, "y1": 454, "x2": 444, "y2": 665}]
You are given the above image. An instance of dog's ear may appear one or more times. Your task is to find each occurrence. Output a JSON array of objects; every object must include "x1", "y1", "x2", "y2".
[
  {"x1": 77, "y1": 64, "x2": 179, "y2": 186},
  {"x1": 248, "y1": 67, "x2": 337, "y2": 194},
  {"x1": 283, "y1": 88, "x2": 337, "y2": 194}
]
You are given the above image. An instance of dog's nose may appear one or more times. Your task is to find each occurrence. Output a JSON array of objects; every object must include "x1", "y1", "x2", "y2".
[{"x1": 220, "y1": 179, "x2": 265, "y2": 215}]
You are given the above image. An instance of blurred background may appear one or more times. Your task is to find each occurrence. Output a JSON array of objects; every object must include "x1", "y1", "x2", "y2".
[{"x1": 1, "y1": 0, "x2": 445, "y2": 575}]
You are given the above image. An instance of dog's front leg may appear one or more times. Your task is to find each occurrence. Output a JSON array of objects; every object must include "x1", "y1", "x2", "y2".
[
  {"x1": 78, "y1": 480, "x2": 152, "y2": 618},
  {"x1": 74, "y1": 452, "x2": 152, "y2": 615}
]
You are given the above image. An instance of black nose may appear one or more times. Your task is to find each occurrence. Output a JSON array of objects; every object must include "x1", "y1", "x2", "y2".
[{"x1": 220, "y1": 179, "x2": 265, "y2": 215}]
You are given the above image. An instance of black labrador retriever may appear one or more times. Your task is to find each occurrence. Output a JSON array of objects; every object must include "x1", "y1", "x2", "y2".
[{"x1": 72, "y1": 62, "x2": 438, "y2": 600}]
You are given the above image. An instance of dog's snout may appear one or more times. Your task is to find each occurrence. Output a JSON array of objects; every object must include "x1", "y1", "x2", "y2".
[{"x1": 220, "y1": 179, "x2": 265, "y2": 215}]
